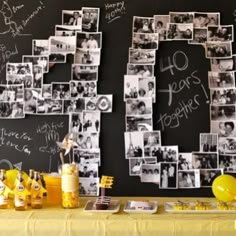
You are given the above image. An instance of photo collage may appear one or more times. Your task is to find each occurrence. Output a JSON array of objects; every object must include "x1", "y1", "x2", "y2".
[
  {"x1": 1, "y1": 7, "x2": 113, "y2": 197},
  {"x1": 124, "y1": 11, "x2": 235, "y2": 189}
]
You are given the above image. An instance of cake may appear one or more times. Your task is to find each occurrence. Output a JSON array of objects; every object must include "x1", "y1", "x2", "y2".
[
  {"x1": 128, "y1": 200, "x2": 152, "y2": 210},
  {"x1": 94, "y1": 196, "x2": 111, "y2": 210}
]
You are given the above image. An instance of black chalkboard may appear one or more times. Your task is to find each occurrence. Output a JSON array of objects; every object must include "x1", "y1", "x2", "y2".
[{"x1": 0, "y1": 0, "x2": 235, "y2": 197}]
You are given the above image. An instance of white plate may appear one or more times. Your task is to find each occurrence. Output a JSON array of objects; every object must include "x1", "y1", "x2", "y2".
[
  {"x1": 123, "y1": 201, "x2": 158, "y2": 214},
  {"x1": 83, "y1": 199, "x2": 120, "y2": 213},
  {"x1": 165, "y1": 202, "x2": 236, "y2": 214}
]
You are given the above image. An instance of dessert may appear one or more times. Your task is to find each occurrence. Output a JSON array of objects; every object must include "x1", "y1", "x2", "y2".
[
  {"x1": 194, "y1": 201, "x2": 211, "y2": 210},
  {"x1": 94, "y1": 196, "x2": 111, "y2": 210},
  {"x1": 128, "y1": 200, "x2": 152, "y2": 210},
  {"x1": 173, "y1": 201, "x2": 191, "y2": 210},
  {"x1": 217, "y1": 201, "x2": 236, "y2": 210}
]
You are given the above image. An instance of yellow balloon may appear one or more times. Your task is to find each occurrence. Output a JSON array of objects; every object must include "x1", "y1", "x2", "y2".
[{"x1": 212, "y1": 175, "x2": 236, "y2": 202}]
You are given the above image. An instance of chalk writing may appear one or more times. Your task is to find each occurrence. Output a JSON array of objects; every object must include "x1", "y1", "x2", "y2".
[
  {"x1": 12, "y1": 4, "x2": 24, "y2": 14},
  {"x1": 0, "y1": 128, "x2": 33, "y2": 154},
  {"x1": 0, "y1": 159, "x2": 13, "y2": 169},
  {"x1": 104, "y1": 1, "x2": 126, "y2": 24}
]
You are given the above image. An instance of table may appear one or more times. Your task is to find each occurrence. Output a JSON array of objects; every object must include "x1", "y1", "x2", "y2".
[{"x1": 0, "y1": 197, "x2": 235, "y2": 236}]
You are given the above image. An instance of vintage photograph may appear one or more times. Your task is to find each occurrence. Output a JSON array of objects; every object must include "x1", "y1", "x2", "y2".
[
  {"x1": 0, "y1": 102, "x2": 25, "y2": 119},
  {"x1": 82, "y1": 7, "x2": 100, "y2": 32},
  {"x1": 127, "y1": 64, "x2": 154, "y2": 77},
  {"x1": 24, "y1": 88, "x2": 41, "y2": 114},
  {"x1": 42, "y1": 84, "x2": 52, "y2": 98},
  {"x1": 52, "y1": 82, "x2": 70, "y2": 100},
  {"x1": 138, "y1": 77, "x2": 156, "y2": 102},
  {"x1": 70, "y1": 81, "x2": 97, "y2": 98},
  {"x1": 32, "y1": 40, "x2": 49, "y2": 56},
  {"x1": 154, "y1": 15, "x2": 170, "y2": 41},
  {"x1": 125, "y1": 132, "x2": 144, "y2": 158},
  {"x1": 178, "y1": 170, "x2": 200, "y2": 188},
  {"x1": 207, "y1": 25, "x2": 234, "y2": 42},
  {"x1": 124, "y1": 75, "x2": 139, "y2": 100},
  {"x1": 129, "y1": 48, "x2": 156, "y2": 64},
  {"x1": 76, "y1": 132, "x2": 99, "y2": 149},
  {"x1": 74, "y1": 148, "x2": 100, "y2": 165},
  {"x1": 142, "y1": 157, "x2": 157, "y2": 164},
  {"x1": 199, "y1": 133, "x2": 218, "y2": 152},
  {"x1": 178, "y1": 153, "x2": 192, "y2": 170},
  {"x1": 32, "y1": 65, "x2": 43, "y2": 89},
  {"x1": 85, "y1": 95, "x2": 113, "y2": 113},
  {"x1": 7, "y1": 75, "x2": 33, "y2": 88},
  {"x1": 208, "y1": 71, "x2": 235, "y2": 88},
  {"x1": 133, "y1": 16, "x2": 154, "y2": 33},
  {"x1": 211, "y1": 120, "x2": 236, "y2": 137},
  {"x1": 83, "y1": 111, "x2": 100, "y2": 132},
  {"x1": 143, "y1": 131, "x2": 161, "y2": 156},
  {"x1": 210, "y1": 104, "x2": 236, "y2": 120},
  {"x1": 159, "y1": 162, "x2": 177, "y2": 189},
  {"x1": 79, "y1": 163, "x2": 98, "y2": 178},
  {"x1": 141, "y1": 164, "x2": 160, "y2": 183},
  {"x1": 200, "y1": 169, "x2": 223, "y2": 187},
  {"x1": 166, "y1": 23, "x2": 193, "y2": 40},
  {"x1": 219, "y1": 154, "x2": 236, "y2": 172},
  {"x1": 79, "y1": 177, "x2": 99, "y2": 196},
  {"x1": 23, "y1": 55, "x2": 49, "y2": 73},
  {"x1": 126, "y1": 98, "x2": 152, "y2": 115},
  {"x1": 210, "y1": 89, "x2": 236, "y2": 105},
  {"x1": 0, "y1": 84, "x2": 24, "y2": 102},
  {"x1": 37, "y1": 98, "x2": 63, "y2": 115},
  {"x1": 6, "y1": 63, "x2": 32, "y2": 75},
  {"x1": 129, "y1": 158, "x2": 142, "y2": 176},
  {"x1": 218, "y1": 137, "x2": 236, "y2": 154},
  {"x1": 192, "y1": 152, "x2": 218, "y2": 169},
  {"x1": 55, "y1": 25, "x2": 79, "y2": 36},
  {"x1": 72, "y1": 65, "x2": 98, "y2": 81},
  {"x1": 132, "y1": 33, "x2": 159, "y2": 49},
  {"x1": 150, "y1": 146, "x2": 178, "y2": 162},
  {"x1": 206, "y1": 42, "x2": 232, "y2": 59},
  {"x1": 126, "y1": 115, "x2": 153, "y2": 132},
  {"x1": 63, "y1": 99, "x2": 85, "y2": 113},
  {"x1": 49, "y1": 36, "x2": 76, "y2": 54},
  {"x1": 69, "y1": 113, "x2": 83, "y2": 133},
  {"x1": 77, "y1": 32, "x2": 102, "y2": 49},
  {"x1": 74, "y1": 48, "x2": 101, "y2": 65},
  {"x1": 62, "y1": 10, "x2": 82, "y2": 30},
  {"x1": 169, "y1": 12, "x2": 194, "y2": 23},
  {"x1": 211, "y1": 56, "x2": 236, "y2": 72},
  {"x1": 193, "y1": 12, "x2": 220, "y2": 27},
  {"x1": 49, "y1": 53, "x2": 67, "y2": 63},
  {"x1": 188, "y1": 28, "x2": 207, "y2": 44}
]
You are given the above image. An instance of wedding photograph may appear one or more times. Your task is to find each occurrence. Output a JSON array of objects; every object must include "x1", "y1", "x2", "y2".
[
  {"x1": 129, "y1": 158, "x2": 142, "y2": 176},
  {"x1": 159, "y1": 162, "x2": 177, "y2": 189},
  {"x1": 124, "y1": 75, "x2": 139, "y2": 100},
  {"x1": 178, "y1": 170, "x2": 200, "y2": 188},
  {"x1": 143, "y1": 131, "x2": 161, "y2": 156}
]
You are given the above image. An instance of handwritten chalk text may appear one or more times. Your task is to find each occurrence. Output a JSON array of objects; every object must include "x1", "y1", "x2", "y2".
[{"x1": 104, "y1": 1, "x2": 126, "y2": 24}]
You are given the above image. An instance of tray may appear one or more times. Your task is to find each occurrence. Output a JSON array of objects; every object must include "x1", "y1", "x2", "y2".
[
  {"x1": 83, "y1": 199, "x2": 120, "y2": 213},
  {"x1": 165, "y1": 201, "x2": 236, "y2": 214},
  {"x1": 123, "y1": 201, "x2": 158, "y2": 214}
]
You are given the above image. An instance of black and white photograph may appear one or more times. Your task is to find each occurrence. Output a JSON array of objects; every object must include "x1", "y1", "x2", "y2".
[
  {"x1": 79, "y1": 163, "x2": 98, "y2": 178},
  {"x1": 49, "y1": 53, "x2": 67, "y2": 64},
  {"x1": 55, "y1": 25, "x2": 79, "y2": 36},
  {"x1": 188, "y1": 28, "x2": 207, "y2": 44},
  {"x1": 211, "y1": 89, "x2": 236, "y2": 105},
  {"x1": 178, "y1": 153, "x2": 192, "y2": 170},
  {"x1": 74, "y1": 148, "x2": 100, "y2": 165},
  {"x1": 166, "y1": 23, "x2": 193, "y2": 40},
  {"x1": 206, "y1": 42, "x2": 232, "y2": 59},
  {"x1": 207, "y1": 25, "x2": 234, "y2": 42},
  {"x1": 62, "y1": 10, "x2": 82, "y2": 30},
  {"x1": 72, "y1": 65, "x2": 98, "y2": 81},
  {"x1": 82, "y1": 7, "x2": 100, "y2": 32},
  {"x1": 74, "y1": 48, "x2": 101, "y2": 65},
  {"x1": 143, "y1": 131, "x2": 161, "y2": 156},
  {"x1": 200, "y1": 169, "x2": 223, "y2": 187},
  {"x1": 211, "y1": 120, "x2": 236, "y2": 137},
  {"x1": 127, "y1": 64, "x2": 154, "y2": 77},
  {"x1": 0, "y1": 102, "x2": 25, "y2": 119},
  {"x1": 124, "y1": 132, "x2": 144, "y2": 158},
  {"x1": 69, "y1": 113, "x2": 83, "y2": 133},
  {"x1": 126, "y1": 115, "x2": 153, "y2": 132},
  {"x1": 32, "y1": 40, "x2": 49, "y2": 56},
  {"x1": 0, "y1": 84, "x2": 24, "y2": 102},
  {"x1": 76, "y1": 132, "x2": 99, "y2": 149},
  {"x1": 192, "y1": 152, "x2": 218, "y2": 169},
  {"x1": 169, "y1": 12, "x2": 194, "y2": 23},
  {"x1": 178, "y1": 170, "x2": 200, "y2": 188},
  {"x1": 23, "y1": 55, "x2": 49, "y2": 73},
  {"x1": 208, "y1": 71, "x2": 235, "y2": 88},
  {"x1": 52, "y1": 82, "x2": 70, "y2": 100},
  {"x1": 142, "y1": 157, "x2": 157, "y2": 164},
  {"x1": 79, "y1": 177, "x2": 99, "y2": 196},
  {"x1": 219, "y1": 155, "x2": 236, "y2": 172},
  {"x1": 77, "y1": 32, "x2": 102, "y2": 49},
  {"x1": 140, "y1": 164, "x2": 160, "y2": 183},
  {"x1": 133, "y1": 16, "x2": 154, "y2": 33},
  {"x1": 24, "y1": 88, "x2": 41, "y2": 114},
  {"x1": 85, "y1": 95, "x2": 113, "y2": 113},
  {"x1": 83, "y1": 111, "x2": 100, "y2": 132},
  {"x1": 126, "y1": 98, "x2": 152, "y2": 115},
  {"x1": 211, "y1": 56, "x2": 236, "y2": 72},
  {"x1": 218, "y1": 137, "x2": 236, "y2": 154},
  {"x1": 37, "y1": 98, "x2": 63, "y2": 115},
  {"x1": 124, "y1": 75, "x2": 139, "y2": 100},
  {"x1": 138, "y1": 77, "x2": 156, "y2": 102},
  {"x1": 211, "y1": 104, "x2": 236, "y2": 120},
  {"x1": 42, "y1": 84, "x2": 52, "y2": 99},
  {"x1": 151, "y1": 146, "x2": 178, "y2": 162},
  {"x1": 159, "y1": 162, "x2": 177, "y2": 189},
  {"x1": 49, "y1": 36, "x2": 76, "y2": 54},
  {"x1": 6, "y1": 63, "x2": 33, "y2": 75},
  {"x1": 193, "y1": 12, "x2": 220, "y2": 27},
  {"x1": 70, "y1": 81, "x2": 97, "y2": 98},
  {"x1": 129, "y1": 48, "x2": 156, "y2": 64},
  {"x1": 199, "y1": 133, "x2": 218, "y2": 152},
  {"x1": 7, "y1": 75, "x2": 33, "y2": 88},
  {"x1": 129, "y1": 158, "x2": 142, "y2": 176},
  {"x1": 63, "y1": 99, "x2": 85, "y2": 113},
  {"x1": 33, "y1": 65, "x2": 43, "y2": 89},
  {"x1": 132, "y1": 33, "x2": 159, "y2": 49},
  {"x1": 154, "y1": 15, "x2": 169, "y2": 41}
]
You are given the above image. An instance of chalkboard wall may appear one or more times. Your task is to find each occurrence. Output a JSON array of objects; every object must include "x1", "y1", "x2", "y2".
[{"x1": 0, "y1": 0, "x2": 235, "y2": 197}]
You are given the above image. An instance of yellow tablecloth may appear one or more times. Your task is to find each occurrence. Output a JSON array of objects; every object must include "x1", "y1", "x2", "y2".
[{"x1": 0, "y1": 197, "x2": 235, "y2": 236}]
